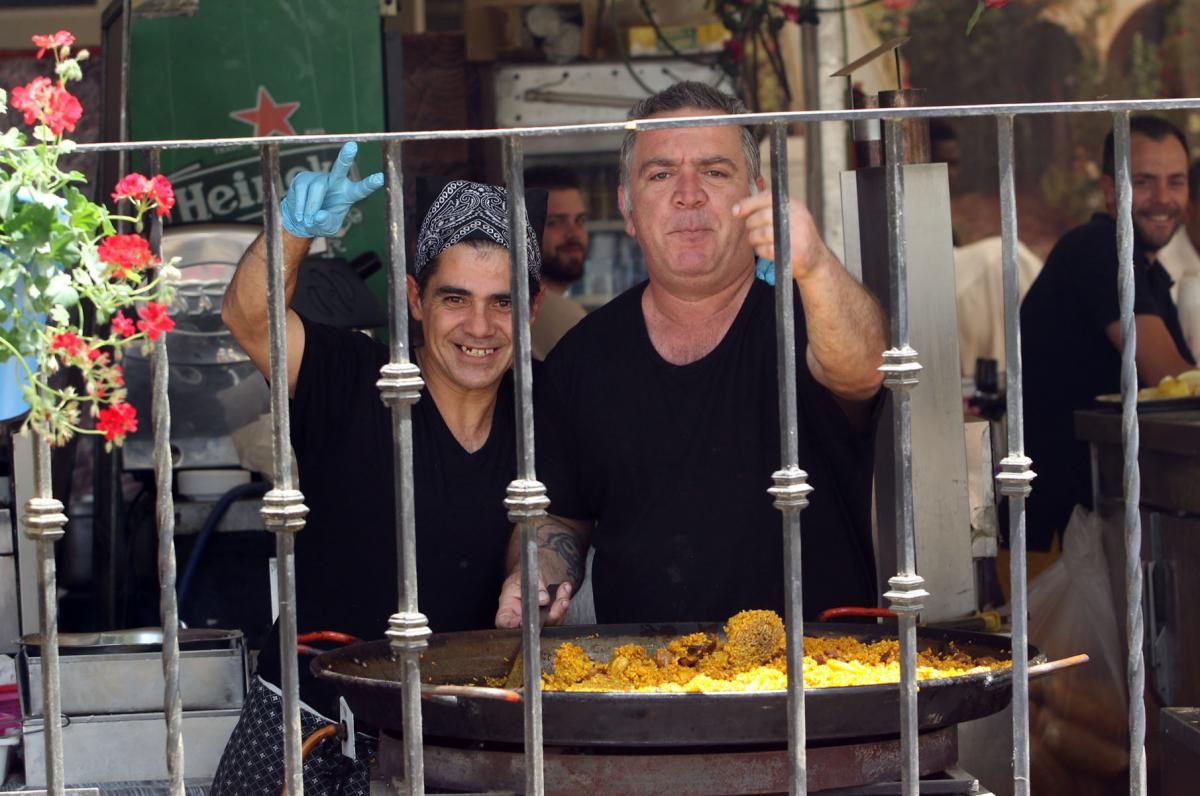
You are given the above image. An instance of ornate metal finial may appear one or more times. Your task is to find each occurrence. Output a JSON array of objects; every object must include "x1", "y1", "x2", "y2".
[
  {"x1": 768, "y1": 466, "x2": 814, "y2": 511},
  {"x1": 22, "y1": 496, "x2": 67, "y2": 542},
  {"x1": 505, "y1": 479, "x2": 550, "y2": 523},
  {"x1": 376, "y1": 362, "x2": 424, "y2": 408},
  {"x1": 260, "y1": 488, "x2": 309, "y2": 534},
  {"x1": 878, "y1": 345, "x2": 922, "y2": 392},
  {"x1": 884, "y1": 573, "x2": 929, "y2": 615},
  {"x1": 386, "y1": 611, "x2": 431, "y2": 652},
  {"x1": 995, "y1": 455, "x2": 1036, "y2": 498}
]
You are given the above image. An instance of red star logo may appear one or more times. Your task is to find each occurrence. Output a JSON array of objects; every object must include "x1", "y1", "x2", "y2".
[{"x1": 230, "y1": 86, "x2": 300, "y2": 137}]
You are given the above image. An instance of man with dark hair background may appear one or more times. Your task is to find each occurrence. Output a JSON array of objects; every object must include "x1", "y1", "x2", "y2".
[
  {"x1": 525, "y1": 165, "x2": 589, "y2": 359},
  {"x1": 1020, "y1": 115, "x2": 1195, "y2": 550}
]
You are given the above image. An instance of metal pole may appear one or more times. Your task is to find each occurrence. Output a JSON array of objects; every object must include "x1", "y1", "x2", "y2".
[
  {"x1": 766, "y1": 122, "x2": 812, "y2": 796},
  {"x1": 1112, "y1": 112, "x2": 1147, "y2": 796},
  {"x1": 147, "y1": 147, "x2": 185, "y2": 796},
  {"x1": 993, "y1": 115, "x2": 1035, "y2": 796},
  {"x1": 377, "y1": 140, "x2": 430, "y2": 796},
  {"x1": 800, "y1": 17, "x2": 825, "y2": 239},
  {"x1": 880, "y1": 118, "x2": 928, "y2": 796},
  {"x1": 258, "y1": 144, "x2": 309, "y2": 796},
  {"x1": 502, "y1": 136, "x2": 549, "y2": 796},
  {"x1": 22, "y1": 436, "x2": 67, "y2": 796}
]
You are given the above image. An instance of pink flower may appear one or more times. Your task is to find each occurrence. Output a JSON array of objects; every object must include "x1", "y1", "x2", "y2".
[
  {"x1": 136, "y1": 302, "x2": 175, "y2": 340},
  {"x1": 111, "y1": 311, "x2": 136, "y2": 338},
  {"x1": 96, "y1": 402, "x2": 137, "y2": 442},
  {"x1": 883, "y1": 0, "x2": 912, "y2": 10},
  {"x1": 984, "y1": 0, "x2": 1009, "y2": 8},
  {"x1": 32, "y1": 30, "x2": 74, "y2": 60}
]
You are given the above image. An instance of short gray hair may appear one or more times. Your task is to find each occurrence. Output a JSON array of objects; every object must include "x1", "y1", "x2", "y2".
[{"x1": 618, "y1": 81, "x2": 761, "y2": 209}]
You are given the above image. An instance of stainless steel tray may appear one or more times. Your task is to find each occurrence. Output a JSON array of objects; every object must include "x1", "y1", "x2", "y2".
[{"x1": 20, "y1": 628, "x2": 247, "y2": 717}]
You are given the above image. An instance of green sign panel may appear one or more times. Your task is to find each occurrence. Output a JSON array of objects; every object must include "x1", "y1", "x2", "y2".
[{"x1": 128, "y1": 0, "x2": 385, "y2": 264}]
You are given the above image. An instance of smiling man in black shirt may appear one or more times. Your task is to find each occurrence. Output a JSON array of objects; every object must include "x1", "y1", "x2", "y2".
[
  {"x1": 1021, "y1": 116, "x2": 1196, "y2": 550},
  {"x1": 216, "y1": 154, "x2": 546, "y2": 794},
  {"x1": 495, "y1": 82, "x2": 887, "y2": 628}
]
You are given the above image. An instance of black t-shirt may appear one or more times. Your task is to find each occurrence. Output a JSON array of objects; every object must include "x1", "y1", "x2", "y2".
[
  {"x1": 256, "y1": 317, "x2": 520, "y2": 715},
  {"x1": 1020, "y1": 213, "x2": 1193, "y2": 549},
  {"x1": 537, "y1": 279, "x2": 878, "y2": 624}
]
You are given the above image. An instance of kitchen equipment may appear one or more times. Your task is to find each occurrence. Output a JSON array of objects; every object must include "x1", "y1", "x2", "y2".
[
  {"x1": 19, "y1": 628, "x2": 246, "y2": 717},
  {"x1": 312, "y1": 622, "x2": 1078, "y2": 747}
]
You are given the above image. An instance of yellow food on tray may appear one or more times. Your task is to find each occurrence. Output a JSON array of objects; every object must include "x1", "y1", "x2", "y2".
[
  {"x1": 1136, "y1": 369, "x2": 1200, "y2": 400},
  {"x1": 542, "y1": 610, "x2": 1008, "y2": 693}
]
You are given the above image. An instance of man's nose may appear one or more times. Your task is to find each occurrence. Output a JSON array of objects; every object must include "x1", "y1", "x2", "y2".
[
  {"x1": 673, "y1": 172, "x2": 706, "y2": 207},
  {"x1": 464, "y1": 304, "x2": 491, "y2": 337}
]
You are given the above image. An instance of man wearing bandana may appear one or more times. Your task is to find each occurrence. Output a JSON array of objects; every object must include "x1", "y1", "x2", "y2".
[
  {"x1": 495, "y1": 82, "x2": 888, "y2": 629},
  {"x1": 214, "y1": 145, "x2": 545, "y2": 794}
]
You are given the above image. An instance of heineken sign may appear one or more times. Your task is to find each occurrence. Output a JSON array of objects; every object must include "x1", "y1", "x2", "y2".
[{"x1": 129, "y1": 1, "x2": 384, "y2": 262}]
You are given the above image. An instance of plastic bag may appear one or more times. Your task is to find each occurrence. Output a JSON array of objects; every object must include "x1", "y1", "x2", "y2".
[{"x1": 1026, "y1": 506, "x2": 1129, "y2": 793}]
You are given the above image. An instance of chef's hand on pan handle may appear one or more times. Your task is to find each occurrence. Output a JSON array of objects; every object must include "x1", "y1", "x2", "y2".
[
  {"x1": 495, "y1": 574, "x2": 573, "y2": 629},
  {"x1": 280, "y1": 141, "x2": 384, "y2": 238},
  {"x1": 495, "y1": 514, "x2": 591, "y2": 628}
]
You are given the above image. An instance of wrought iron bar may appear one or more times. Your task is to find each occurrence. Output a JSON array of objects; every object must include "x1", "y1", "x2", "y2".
[
  {"x1": 765, "y1": 122, "x2": 812, "y2": 796},
  {"x1": 880, "y1": 119, "x2": 928, "y2": 796},
  {"x1": 993, "y1": 115, "x2": 1035, "y2": 796},
  {"x1": 147, "y1": 147, "x2": 185, "y2": 795},
  {"x1": 23, "y1": 437, "x2": 66, "y2": 796},
  {"x1": 377, "y1": 140, "x2": 430, "y2": 796},
  {"x1": 258, "y1": 144, "x2": 309, "y2": 796},
  {"x1": 56, "y1": 97, "x2": 1200, "y2": 155},
  {"x1": 1112, "y1": 112, "x2": 1147, "y2": 796},
  {"x1": 502, "y1": 136, "x2": 549, "y2": 796}
]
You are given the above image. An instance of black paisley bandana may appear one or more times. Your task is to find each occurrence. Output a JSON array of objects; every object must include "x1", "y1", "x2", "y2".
[{"x1": 414, "y1": 179, "x2": 542, "y2": 279}]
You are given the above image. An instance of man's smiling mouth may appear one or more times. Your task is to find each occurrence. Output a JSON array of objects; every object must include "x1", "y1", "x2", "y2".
[{"x1": 458, "y1": 345, "x2": 497, "y2": 358}]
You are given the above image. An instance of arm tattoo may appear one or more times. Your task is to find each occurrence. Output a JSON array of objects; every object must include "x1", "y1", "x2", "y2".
[{"x1": 533, "y1": 518, "x2": 587, "y2": 586}]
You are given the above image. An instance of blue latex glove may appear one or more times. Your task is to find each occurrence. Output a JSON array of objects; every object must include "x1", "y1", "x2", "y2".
[
  {"x1": 280, "y1": 141, "x2": 384, "y2": 238},
  {"x1": 755, "y1": 255, "x2": 776, "y2": 286}
]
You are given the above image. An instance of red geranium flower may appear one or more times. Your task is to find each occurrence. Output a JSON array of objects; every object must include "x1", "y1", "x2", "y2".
[
  {"x1": 10, "y1": 76, "x2": 53, "y2": 127},
  {"x1": 779, "y1": 4, "x2": 801, "y2": 22},
  {"x1": 98, "y1": 234, "x2": 156, "y2": 278},
  {"x1": 32, "y1": 30, "x2": 74, "y2": 60},
  {"x1": 136, "y1": 302, "x2": 175, "y2": 340},
  {"x1": 9, "y1": 77, "x2": 81, "y2": 135},
  {"x1": 147, "y1": 175, "x2": 176, "y2": 217},
  {"x1": 984, "y1": 0, "x2": 1009, "y2": 8},
  {"x1": 111, "y1": 173, "x2": 150, "y2": 204},
  {"x1": 50, "y1": 330, "x2": 86, "y2": 358},
  {"x1": 43, "y1": 85, "x2": 82, "y2": 135},
  {"x1": 96, "y1": 402, "x2": 138, "y2": 442},
  {"x1": 111, "y1": 311, "x2": 136, "y2": 338},
  {"x1": 883, "y1": 0, "x2": 912, "y2": 10}
]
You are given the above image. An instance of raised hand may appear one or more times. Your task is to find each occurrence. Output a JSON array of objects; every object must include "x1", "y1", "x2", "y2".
[{"x1": 280, "y1": 141, "x2": 384, "y2": 238}]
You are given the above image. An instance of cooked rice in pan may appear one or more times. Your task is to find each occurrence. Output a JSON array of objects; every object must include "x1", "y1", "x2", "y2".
[{"x1": 541, "y1": 610, "x2": 1008, "y2": 693}]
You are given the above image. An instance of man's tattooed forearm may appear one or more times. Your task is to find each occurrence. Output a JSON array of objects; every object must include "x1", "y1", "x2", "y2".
[{"x1": 534, "y1": 519, "x2": 586, "y2": 585}]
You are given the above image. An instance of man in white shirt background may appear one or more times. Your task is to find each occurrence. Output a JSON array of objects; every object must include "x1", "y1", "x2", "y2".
[{"x1": 1157, "y1": 157, "x2": 1200, "y2": 359}]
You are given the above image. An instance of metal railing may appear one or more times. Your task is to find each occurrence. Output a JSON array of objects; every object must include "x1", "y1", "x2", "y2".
[{"x1": 19, "y1": 93, "x2": 1200, "y2": 796}]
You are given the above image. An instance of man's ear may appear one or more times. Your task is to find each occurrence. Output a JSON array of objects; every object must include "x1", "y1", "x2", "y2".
[
  {"x1": 755, "y1": 174, "x2": 766, "y2": 194},
  {"x1": 406, "y1": 274, "x2": 423, "y2": 323},
  {"x1": 529, "y1": 284, "x2": 546, "y2": 326},
  {"x1": 1100, "y1": 174, "x2": 1117, "y2": 214},
  {"x1": 618, "y1": 185, "x2": 636, "y2": 238}
]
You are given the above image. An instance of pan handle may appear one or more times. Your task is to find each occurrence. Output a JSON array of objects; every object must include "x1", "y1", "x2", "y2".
[
  {"x1": 983, "y1": 653, "x2": 1090, "y2": 690},
  {"x1": 420, "y1": 684, "x2": 522, "y2": 704},
  {"x1": 1027, "y1": 653, "x2": 1090, "y2": 680},
  {"x1": 817, "y1": 607, "x2": 897, "y2": 621}
]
